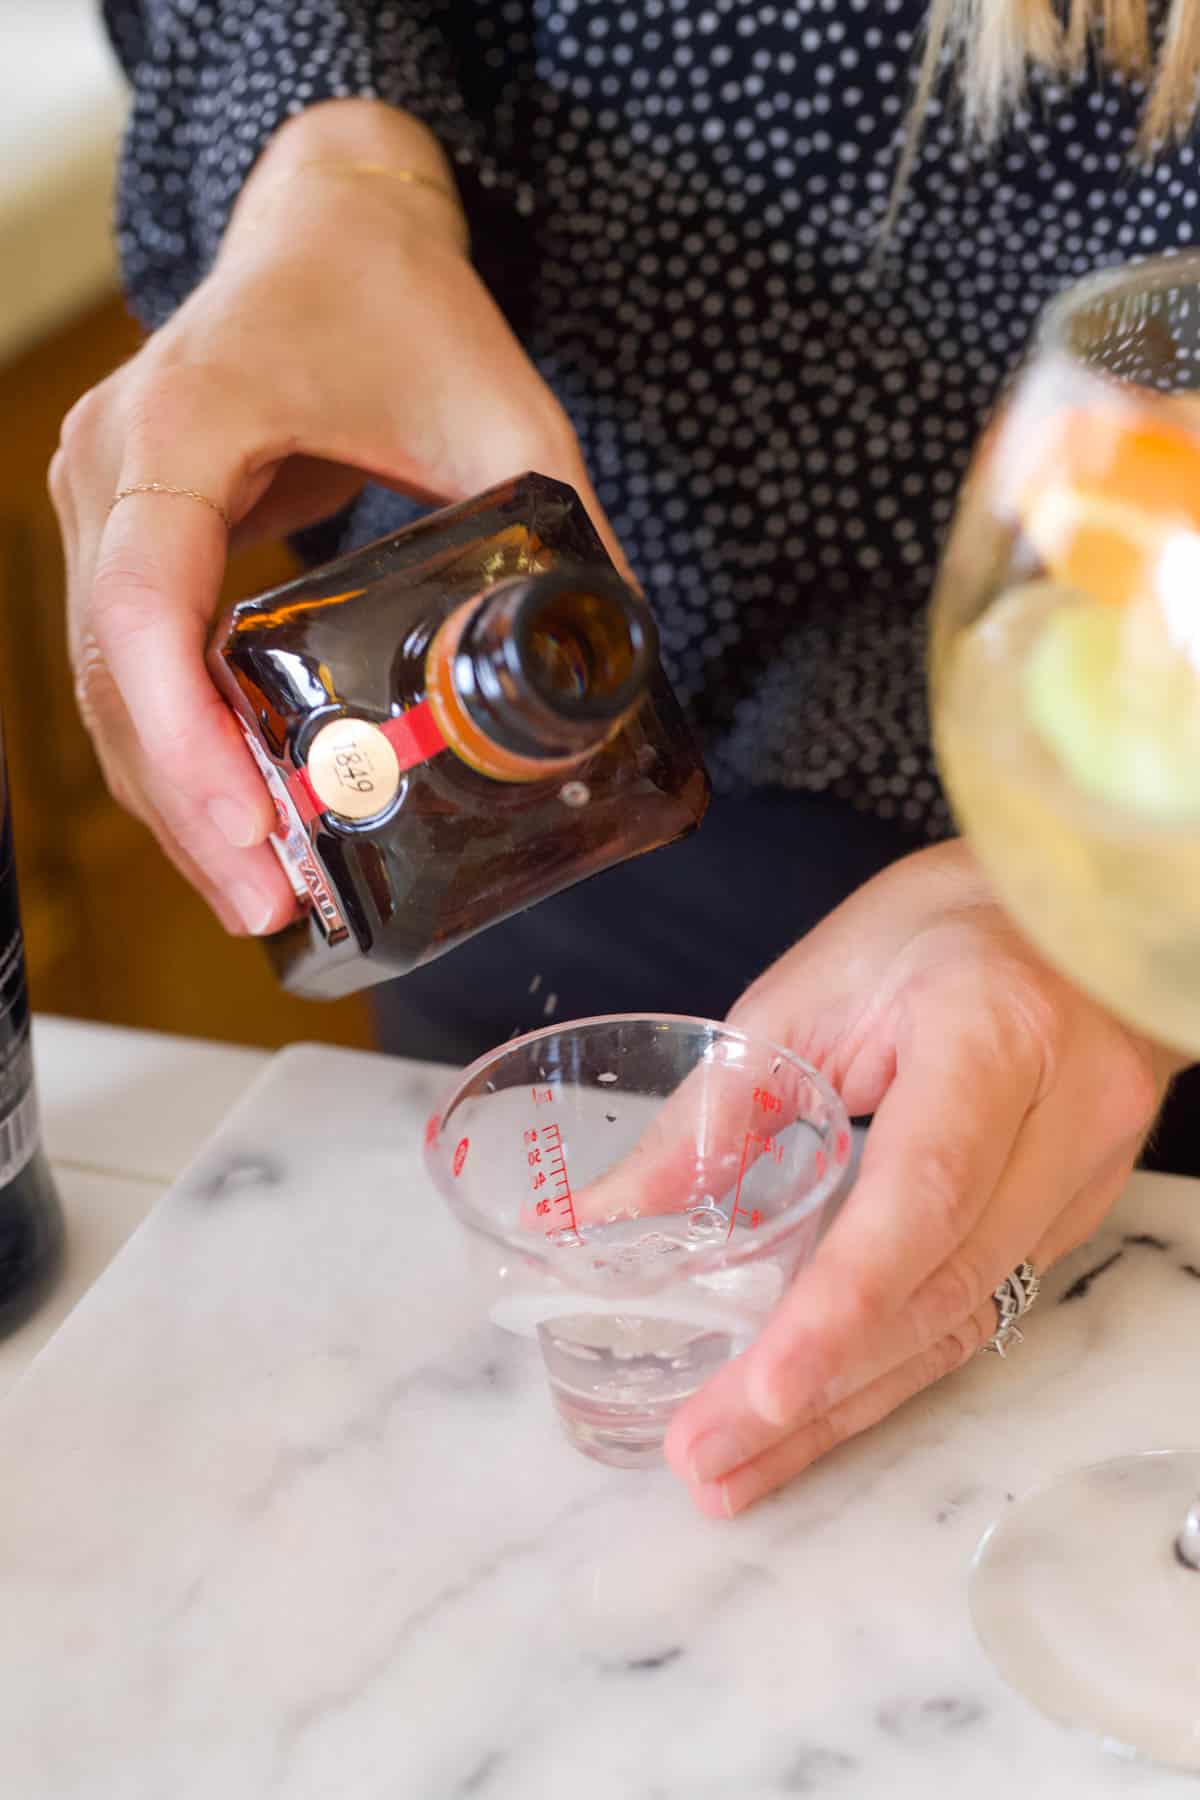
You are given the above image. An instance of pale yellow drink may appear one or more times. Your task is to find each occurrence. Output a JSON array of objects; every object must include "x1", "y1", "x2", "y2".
[{"x1": 934, "y1": 577, "x2": 1200, "y2": 1056}]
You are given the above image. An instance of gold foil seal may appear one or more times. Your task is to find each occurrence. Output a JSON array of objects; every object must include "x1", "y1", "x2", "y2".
[{"x1": 305, "y1": 717, "x2": 401, "y2": 821}]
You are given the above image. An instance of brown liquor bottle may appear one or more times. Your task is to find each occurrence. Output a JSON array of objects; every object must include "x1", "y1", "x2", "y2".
[{"x1": 208, "y1": 474, "x2": 710, "y2": 999}]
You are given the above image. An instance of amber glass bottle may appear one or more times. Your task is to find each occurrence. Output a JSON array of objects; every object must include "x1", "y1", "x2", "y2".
[{"x1": 209, "y1": 474, "x2": 710, "y2": 999}]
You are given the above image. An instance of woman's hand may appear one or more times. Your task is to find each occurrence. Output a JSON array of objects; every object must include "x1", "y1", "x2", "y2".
[
  {"x1": 665, "y1": 838, "x2": 1184, "y2": 1517},
  {"x1": 49, "y1": 99, "x2": 622, "y2": 937}
]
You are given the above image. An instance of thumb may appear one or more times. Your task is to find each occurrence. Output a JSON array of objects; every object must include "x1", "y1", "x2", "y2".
[
  {"x1": 724, "y1": 846, "x2": 989, "y2": 1115},
  {"x1": 358, "y1": 253, "x2": 638, "y2": 589},
  {"x1": 517, "y1": 439, "x2": 639, "y2": 594},
  {"x1": 451, "y1": 404, "x2": 639, "y2": 593}
]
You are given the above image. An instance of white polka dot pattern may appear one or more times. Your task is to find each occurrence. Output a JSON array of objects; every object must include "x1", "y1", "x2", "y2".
[{"x1": 102, "y1": 0, "x2": 1192, "y2": 838}]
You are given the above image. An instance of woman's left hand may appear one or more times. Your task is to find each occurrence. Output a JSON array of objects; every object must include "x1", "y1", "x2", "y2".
[{"x1": 665, "y1": 837, "x2": 1184, "y2": 1517}]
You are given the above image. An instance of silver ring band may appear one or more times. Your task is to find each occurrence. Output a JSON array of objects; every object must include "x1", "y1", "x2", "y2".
[{"x1": 980, "y1": 1259, "x2": 1041, "y2": 1357}]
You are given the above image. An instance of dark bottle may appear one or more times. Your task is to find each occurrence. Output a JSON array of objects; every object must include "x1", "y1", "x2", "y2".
[
  {"x1": 0, "y1": 726, "x2": 64, "y2": 1338},
  {"x1": 209, "y1": 473, "x2": 710, "y2": 999}
]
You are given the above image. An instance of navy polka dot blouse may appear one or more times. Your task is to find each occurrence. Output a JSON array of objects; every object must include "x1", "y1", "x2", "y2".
[{"x1": 101, "y1": 0, "x2": 1196, "y2": 837}]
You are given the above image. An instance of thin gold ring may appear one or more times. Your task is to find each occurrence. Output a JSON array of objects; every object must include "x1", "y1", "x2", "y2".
[
  {"x1": 295, "y1": 161, "x2": 461, "y2": 205},
  {"x1": 108, "y1": 482, "x2": 231, "y2": 529},
  {"x1": 290, "y1": 160, "x2": 471, "y2": 250}
]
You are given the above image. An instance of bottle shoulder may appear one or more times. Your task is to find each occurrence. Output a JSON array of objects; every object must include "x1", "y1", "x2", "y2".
[{"x1": 210, "y1": 476, "x2": 619, "y2": 744}]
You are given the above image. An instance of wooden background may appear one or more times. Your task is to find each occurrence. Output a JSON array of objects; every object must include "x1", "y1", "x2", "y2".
[{"x1": 0, "y1": 296, "x2": 373, "y2": 1051}]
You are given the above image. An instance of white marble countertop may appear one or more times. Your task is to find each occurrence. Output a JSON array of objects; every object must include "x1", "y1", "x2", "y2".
[
  {"x1": 0, "y1": 1016, "x2": 267, "y2": 1395},
  {"x1": 0, "y1": 1, "x2": 129, "y2": 360},
  {"x1": 3, "y1": 1019, "x2": 1200, "y2": 1797}
]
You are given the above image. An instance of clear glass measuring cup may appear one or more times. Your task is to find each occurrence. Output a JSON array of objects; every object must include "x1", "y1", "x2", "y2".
[{"x1": 424, "y1": 1014, "x2": 852, "y2": 1467}]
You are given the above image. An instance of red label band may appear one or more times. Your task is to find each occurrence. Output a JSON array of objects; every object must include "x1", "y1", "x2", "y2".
[
  {"x1": 236, "y1": 722, "x2": 349, "y2": 943},
  {"x1": 286, "y1": 701, "x2": 447, "y2": 823},
  {"x1": 288, "y1": 768, "x2": 321, "y2": 826},
  {"x1": 380, "y1": 701, "x2": 447, "y2": 769}
]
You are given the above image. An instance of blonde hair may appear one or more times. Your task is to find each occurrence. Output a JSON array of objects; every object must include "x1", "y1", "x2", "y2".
[{"x1": 886, "y1": 0, "x2": 1200, "y2": 233}]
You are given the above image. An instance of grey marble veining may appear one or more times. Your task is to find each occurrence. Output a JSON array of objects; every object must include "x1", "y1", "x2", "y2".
[
  {"x1": 1, "y1": 1042, "x2": 1198, "y2": 1798},
  {"x1": 0, "y1": 1020, "x2": 271, "y2": 1397}
]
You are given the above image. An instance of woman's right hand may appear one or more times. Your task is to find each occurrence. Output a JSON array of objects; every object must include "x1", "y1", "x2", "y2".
[{"x1": 50, "y1": 99, "x2": 621, "y2": 937}]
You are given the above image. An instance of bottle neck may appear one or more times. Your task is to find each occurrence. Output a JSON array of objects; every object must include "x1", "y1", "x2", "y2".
[{"x1": 426, "y1": 567, "x2": 656, "y2": 783}]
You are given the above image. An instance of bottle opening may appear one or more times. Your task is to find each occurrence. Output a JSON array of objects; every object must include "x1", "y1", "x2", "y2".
[
  {"x1": 439, "y1": 565, "x2": 658, "y2": 772},
  {"x1": 521, "y1": 583, "x2": 647, "y2": 721},
  {"x1": 506, "y1": 567, "x2": 655, "y2": 732}
]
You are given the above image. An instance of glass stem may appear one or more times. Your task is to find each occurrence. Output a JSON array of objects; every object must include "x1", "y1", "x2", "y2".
[{"x1": 1176, "y1": 1494, "x2": 1200, "y2": 1569}]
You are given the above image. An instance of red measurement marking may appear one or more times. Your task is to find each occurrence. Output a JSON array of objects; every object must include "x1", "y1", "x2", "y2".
[
  {"x1": 526, "y1": 1120, "x2": 577, "y2": 1237},
  {"x1": 814, "y1": 1149, "x2": 827, "y2": 1178},
  {"x1": 725, "y1": 1130, "x2": 783, "y2": 1239},
  {"x1": 753, "y1": 1086, "x2": 782, "y2": 1115},
  {"x1": 452, "y1": 1137, "x2": 469, "y2": 1177},
  {"x1": 530, "y1": 1087, "x2": 554, "y2": 1105},
  {"x1": 727, "y1": 1132, "x2": 752, "y2": 1238},
  {"x1": 424, "y1": 1113, "x2": 440, "y2": 1149},
  {"x1": 835, "y1": 1130, "x2": 850, "y2": 1163}
]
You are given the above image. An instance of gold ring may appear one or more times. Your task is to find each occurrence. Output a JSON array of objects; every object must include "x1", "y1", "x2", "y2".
[
  {"x1": 295, "y1": 161, "x2": 461, "y2": 204},
  {"x1": 108, "y1": 482, "x2": 231, "y2": 529}
]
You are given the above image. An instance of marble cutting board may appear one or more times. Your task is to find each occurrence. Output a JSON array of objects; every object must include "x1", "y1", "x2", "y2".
[{"x1": 1, "y1": 1041, "x2": 1197, "y2": 1799}]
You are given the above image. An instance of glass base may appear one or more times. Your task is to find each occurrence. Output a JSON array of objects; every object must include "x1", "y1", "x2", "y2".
[
  {"x1": 971, "y1": 1451, "x2": 1200, "y2": 1771},
  {"x1": 551, "y1": 1392, "x2": 671, "y2": 1468},
  {"x1": 537, "y1": 1313, "x2": 737, "y2": 1470}
]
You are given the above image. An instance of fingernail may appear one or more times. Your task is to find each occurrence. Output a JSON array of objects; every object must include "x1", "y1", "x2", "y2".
[
  {"x1": 687, "y1": 1429, "x2": 748, "y2": 1484},
  {"x1": 209, "y1": 896, "x2": 244, "y2": 937},
  {"x1": 231, "y1": 883, "x2": 276, "y2": 936},
  {"x1": 207, "y1": 795, "x2": 262, "y2": 849},
  {"x1": 746, "y1": 1364, "x2": 786, "y2": 1427},
  {"x1": 690, "y1": 1480, "x2": 736, "y2": 1521},
  {"x1": 820, "y1": 1369, "x2": 856, "y2": 1409}
]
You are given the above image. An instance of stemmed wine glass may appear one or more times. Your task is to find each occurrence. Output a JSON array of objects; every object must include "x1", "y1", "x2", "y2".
[{"x1": 928, "y1": 251, "x2": 1200, "y2": 1770}]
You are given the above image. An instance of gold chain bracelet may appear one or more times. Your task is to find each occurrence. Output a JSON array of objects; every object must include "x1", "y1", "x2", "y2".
[{"x1": 293, "y1": 160, "x2": 469, "y2": 247}]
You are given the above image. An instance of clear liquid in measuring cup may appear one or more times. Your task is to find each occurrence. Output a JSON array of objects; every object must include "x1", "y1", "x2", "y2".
[
  {"x1": 534, "y1": 1215, "x2": 777, "y2": 1467},
  {"x1": 538, "y1": 1311, "x2": 742, "y2": 1468}
]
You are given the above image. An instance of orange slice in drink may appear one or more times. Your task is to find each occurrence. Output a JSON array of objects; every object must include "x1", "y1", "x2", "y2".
[{"x1": 1018, "y1": 406, "x2": 1200, "y2": 607}]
